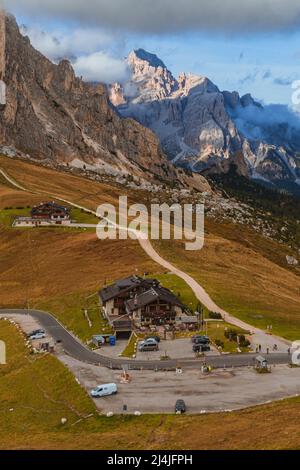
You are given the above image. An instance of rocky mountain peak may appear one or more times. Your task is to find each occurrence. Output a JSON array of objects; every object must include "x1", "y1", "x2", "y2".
[
  {"x1": 0, "y1": 9, "x2": 6, "y2": 107},
  {"x1": 122, "y1": 48, "x2": 177, "y2": 104},
  {"x1": 0, "y1": 9, "x2": 5, "y2": 80},
  {"x1": 128, "y1": 48, "x2": 166, "y2": 70},
  {"x1": 223, "y1": 90, "x2": 262, "y2": 110},
  {"x1": 176, "y1": 73, "x2": 219, "y2": 97},
  {"x1": 111, "y1": 48, "x2": 300, "y2": 190},
  {"x1": 0, "y1": 13, "x2": 182, "y2": 184}
]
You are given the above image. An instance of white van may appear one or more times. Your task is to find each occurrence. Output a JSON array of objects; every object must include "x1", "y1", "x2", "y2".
[{"x1": 91, "y1": 383, "x2": 118, "y2": 398}]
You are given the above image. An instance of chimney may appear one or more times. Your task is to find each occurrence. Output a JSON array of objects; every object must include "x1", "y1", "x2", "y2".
[{"x1": 0, "y1": 7, "x2": 6, "y2": 106}]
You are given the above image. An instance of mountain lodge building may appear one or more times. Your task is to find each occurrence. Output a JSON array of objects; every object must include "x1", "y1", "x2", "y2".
[
  {"x1": 99, "y1": 275, "x2": 186, "y2": 330},
  {"x1": 31, "y1": 202, "x2": 70, "y2": 222}
]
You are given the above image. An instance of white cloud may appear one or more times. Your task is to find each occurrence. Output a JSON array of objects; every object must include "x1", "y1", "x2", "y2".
[
  {"x1": 6, "y1": 0, "x2": 300, "y2": 34},
  {"x1": 19, "y1": 25, "x2": 128, "y2": 84},
  {"x1": 74, "y1": 51, "x2": 129, "y2": 83},
  {"x1": 20, "y1": 25, "x2": 113, "y2": 61}
]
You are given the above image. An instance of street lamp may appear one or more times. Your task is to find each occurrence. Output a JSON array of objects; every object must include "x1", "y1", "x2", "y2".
[{"x1": 195, "y1": 311, "x2": 200, "y2": 331}]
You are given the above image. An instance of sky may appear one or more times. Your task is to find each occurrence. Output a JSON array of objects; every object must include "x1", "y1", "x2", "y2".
[{"x1": 3, "y1": 0, "x2": 300, "y2": 105}]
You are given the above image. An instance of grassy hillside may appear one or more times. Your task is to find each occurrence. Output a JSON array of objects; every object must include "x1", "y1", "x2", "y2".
[
  {"x1": 0, "y1": 159, "x2": 163, "y2": 341},
  {"x1": 209, "y1": 165, "x2": 300, "y2": 250},
  {"x1": 154, "y1": 226, "x2": 300, "y2": 340},
  {"x1": 0, "y1": 320, "x2": 96, "y2": 435},
  {"x1": 2, "y1": 155, "x2": 300, "y2": 341},
  {"x1": 2, "y1": 157, "x2": 300, "y2": 449}
]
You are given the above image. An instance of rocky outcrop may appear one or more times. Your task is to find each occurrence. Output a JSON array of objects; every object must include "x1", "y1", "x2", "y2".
[
  {"x1": 286, "y1": 255, "x2": 298, "y2": 266},
  {"x1": 0, "y1": 14, "x2": 181, "y2": 184},
  {"x1": 0, "y1": 10, "x2": 5, "y2": 79},
  {"x1": 0, "y1": 10, "x2": 6, "y2": 106},
  {"x1": 111, "y1": 48, "x2": 300, "y2": 190},
  {"x1": 126, "y1": 49, "x2": 178, "y2": 103},
  {"x1": 111, "y1": 51, "x2": 248, "y2": 177}
]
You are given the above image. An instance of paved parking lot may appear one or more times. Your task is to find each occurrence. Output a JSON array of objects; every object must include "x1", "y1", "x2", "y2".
[
  {"x1": 61, "y1": 354, "x2": 300, "y2": 415},
  {"x1": 136, "y1": 338, "x2": 219, "y2": 361},
  {"x1": 93, "y1": 340, "x2": 127, "y2": 359},
  {"x1": 2, "y1": 313, "x2": 299, "y2": 415}
]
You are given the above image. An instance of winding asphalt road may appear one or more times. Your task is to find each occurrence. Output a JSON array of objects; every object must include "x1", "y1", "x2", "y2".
[{"x1": 0, "y1": 309, "x2": 291, "y2": 370}]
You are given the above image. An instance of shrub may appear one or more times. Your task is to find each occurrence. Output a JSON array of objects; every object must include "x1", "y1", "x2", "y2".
[
  {"x1": 224, "y1": 328, "x2": 238, "y2": 341},
  {"x1": 209, "y1": 312, "x2": 223, "y2": 320},
  {"x1": 238, "y1": 334, "x2": 251, "y2": 348},
  {"x1": 160, "y1": 355, "x2": 170, "y2": 361}
]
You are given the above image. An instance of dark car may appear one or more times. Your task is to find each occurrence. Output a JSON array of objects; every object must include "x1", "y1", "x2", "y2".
[
  {"x1": 27, "y1": 329, "x2": 45, "y2": 338},
  {"x1": 193, "y1": 343, "x2": 211, "y2": 353},
  {"x1": 192, "y1": 335, "x2": 210, "y2": 344},
  {"x1": 175, "y1": 399, "x2": 186, "y2": 414}
]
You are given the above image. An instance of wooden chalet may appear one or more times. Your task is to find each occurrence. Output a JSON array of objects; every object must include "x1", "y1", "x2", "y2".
[
  {"x1": 31, "y1": 202, "x2": 70, "y2": 223},
  {"x1": 99, "y1": 276, "x2": 162, "y2": 338},
  {"x1": 99, "y1": 275, "x2": 159, "y2": 317},
  {"x1": 99, "y1": 275, "x2": 186, "y2": 333},
  {"x1": 125, "y1": 286, "x2": 185, "y2": 327}
]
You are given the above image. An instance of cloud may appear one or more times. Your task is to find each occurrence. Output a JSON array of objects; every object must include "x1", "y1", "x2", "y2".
[
  {"x1": 74, "y1": 52, "x2": 129, "y2": 83},
  {"x1": 260, "y1": 69, "x2": 295, "y2": 87},
  {"x1": 238, "y1": 70, "x2": 259, "y2": 85},
  {"x1": 6, "y1": 0, "x2": 300, "y2": 34},
  {"x1": 19, "y1": 25, "x2": 128, "y2": 84},
  {"x1": 229, "y1": 102, "x2": 300, "y2": 146},
  {"x1": 273, "y1": 77, "x2": 294, "y2": 86},
  {"x1": 20, "y1": 25, "x2": 113, "y2": 61},
  {"x1": 262, "y1": 70, "x2": 272, "y2": 80}
]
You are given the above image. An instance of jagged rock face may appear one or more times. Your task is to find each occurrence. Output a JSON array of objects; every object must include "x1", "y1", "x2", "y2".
[
  {"x1": 127, "y1": 49, "x2": 178, "y2": 103},
  {"x1": 0, "y1": 10, "x2": 6, "y2": 106},
  {"x1": 111, "y1": 48, "x2": 300, "y2": 189},
  {"x1": 0, "y1": 10, "x2": 5, "y2": 79},
  {"x1": 111, "y1": 50, "x2": 247, "y2": 177},
  {"x1": 0, "y1": 15, "x2": 178, "y2": 182}
]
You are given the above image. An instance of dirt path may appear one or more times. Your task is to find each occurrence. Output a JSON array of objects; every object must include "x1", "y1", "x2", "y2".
[
  {"x1": 138, "y1": 237, "x2": 291, "y2": 351},
  {"x1": 0, "y1": 165, "x2": 291, "y2": 352}
]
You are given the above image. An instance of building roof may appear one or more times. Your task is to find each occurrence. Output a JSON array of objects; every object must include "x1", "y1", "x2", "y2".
[
  {"x1": 125, "y1": 286, "x2": 185, "y2": 313},
  {"x1": 99, "y1": 275, "x2": 159, "y2": 303},
  {"x1": 31, "y1": 201, "x2": 69, "y2": 215},
  {"x1": 256, "y1": 355, "x2": 267, "y2": 363},
  {"x1": 178, "y1": 316, "x2": 198, "y2": 323}
]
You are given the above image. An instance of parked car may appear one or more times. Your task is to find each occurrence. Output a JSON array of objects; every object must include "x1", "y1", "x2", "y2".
[
  {"x1": 91, "y1": 383, "x2": 117, "y2": 398},
  {"x1": 138, "y1": 339, "x2": 159, "y2": 352},
  {"x1": 146, "y1": 335, "x2": 161, "y2": 343},
  {"x1": 141, "y1": 338, "x2": 158, "y2": 346},
  {"x1": 193, "y1": 343, "x2": 210, "y2": 353},
  {"x1": 192, "y1": 335, "x2": 210, "y2": 344},
  {"x1": 175, "y1": 399, "x2": 186, "y2": 414},
  {"x1": 29, "y1": 332, "x2": 46, "y2": 340},
  {"x1": 27, "y1": 329, "x2": 45, "y2": 338}
]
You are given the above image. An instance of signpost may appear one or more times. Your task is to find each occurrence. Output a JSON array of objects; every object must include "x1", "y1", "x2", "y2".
[{"x1": 0, "y1": 340, "x2": 6, "y2": 365}]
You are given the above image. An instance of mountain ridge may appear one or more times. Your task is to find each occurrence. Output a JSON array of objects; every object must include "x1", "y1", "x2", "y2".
[
  {"x1": 110, "y1": 48, "x2": 300, "y2": 191},
  {"x1": 0, "y1": 14, "x2": 185, "y2": 187}
]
